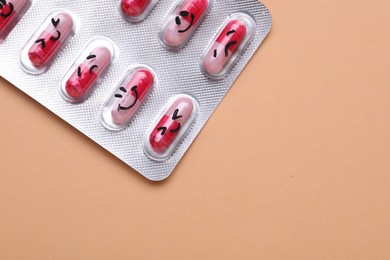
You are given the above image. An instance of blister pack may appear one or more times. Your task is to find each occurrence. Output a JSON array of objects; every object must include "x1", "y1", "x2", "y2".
[{"x1": 0, "y1": 0, "x2": 272, "y2": 181}]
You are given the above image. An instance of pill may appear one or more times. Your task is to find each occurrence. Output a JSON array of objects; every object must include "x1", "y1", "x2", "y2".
[
  {"x1": 65, "y1": 46, "x2": 112, "y2": 101},
  {"x1": 146, "y1": 95, "x2": 197, "y2": 160},
  {"x1": 28, "y1": 12, "x2": 74, "y2": 67},
  {"x1": 161, "y1": 0, "x2": 209, "y2": 49},
  {"x1": 203, "y1": 20, "x2": 246, "y2": 76},
  {"x1": 0, "y1": 0, "x2": 29, "y2": 34},
  {"x1": 121, "y1": 0, "x2": 151, "y2": 18},
  {"x1": 110, "y1": 69, "x2": 154, "y2": 126},
  {"x1": 201, "y1": 13, "x2": 256, "y2": 79}
]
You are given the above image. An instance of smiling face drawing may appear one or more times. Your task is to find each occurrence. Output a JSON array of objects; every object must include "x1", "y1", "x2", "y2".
[
  {"x1": 110, "y1": 69, "x2": 154, "y2": 126},
  {"x1": 203, "y1": 19, "x2": 247, "y2": 77},
  {"x1": 0, "y1": 0, "x2": 30, "y2": 38},
  {"x1": 162, "y1": 0, "x2": 209, "y2": 49},
  {"x1": 0, "y1": 0, "x2": 14, "y2": 19},
  {"x1": 65, "y1": 46, "x2": 112, "y2": 100}
]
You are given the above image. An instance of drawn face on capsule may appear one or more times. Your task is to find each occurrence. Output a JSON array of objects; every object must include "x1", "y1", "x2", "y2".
[
  {"x1": 161, "y1": 0, "x2": 209, "y2": 49},
  {"x1": 28, "y1": 12, "x2": 74, "y2": 68},
  {"x1": 0, "y1": 0, "x2": 14, "y2": 19},
  {"x1": 64, "y1": 46, "x2": 112, "y2": 101},
  {"x1": 109, "y1": 69, "x2": 154, "y2": 126},
  {"x1": 203, "y1": 19, "x2": 247, "y2": 77},
  {"x1": 149, "y1": 96, "x2": 195, "y2": 154}
]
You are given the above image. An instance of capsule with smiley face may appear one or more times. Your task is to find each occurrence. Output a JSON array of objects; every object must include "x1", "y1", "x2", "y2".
[
  {"x1": 144, "y1": 94, "x2": 198, "y2": 161},
  {"x1": 60, "y1": 38, "x2": 116, "y2": 103},
  {"x1": 0, "y1": 0, "x2": 31, "y2": 41},
  {"x1": 202, "y1": 13, "x2": 256, "y2": 79},
  {"x1": 159, "y1": 0, "x2": 212, "y2": 50},
  {"x1": 20, "y1": 10, "x2": 76, "y2": 74},
  {"x1": 120, "y1": 0, "x2": 159, "y2": 22},
  {"x1": 101, "y1": 66, "x2": 155, "y2": 130}
]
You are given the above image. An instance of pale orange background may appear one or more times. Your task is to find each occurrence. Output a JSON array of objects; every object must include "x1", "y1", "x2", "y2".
[{"x1": 1, "y1": 0, "x2": 390, "y2": 259}]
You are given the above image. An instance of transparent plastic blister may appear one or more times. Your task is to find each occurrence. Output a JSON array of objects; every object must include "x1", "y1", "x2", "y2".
[
  {"x1": 120, "y1": 0, "x2": 159, "y2": 23},
  {"x1": 101, "y1": 65, "x2": 156, "y2": 131},
  {"x1": 144, "y1": 94, "x2": 198, "y2": 161},
  {"x1": 0, "y1": 0, "x2": 272, "y2": 181},
  {"x1": 202, "y1": 12, "x2": 256, "y2": 80},
  {"x1": 19, "y1": 9, "x2": 77, "y2": 75},
  {"x1": 0, "y1": 0, "x2": 31, "y2": 41},
  {"x1": 60, "y1": 37, "x2": 116, "y2": 103},
  {"x1": 159, "y1": 0, "x2": 213, "y2": 50}
]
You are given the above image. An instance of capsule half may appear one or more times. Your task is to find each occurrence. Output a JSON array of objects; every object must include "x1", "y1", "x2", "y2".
[{"x1": 120, "y1": 0, "x2": 158, "y2": 22}]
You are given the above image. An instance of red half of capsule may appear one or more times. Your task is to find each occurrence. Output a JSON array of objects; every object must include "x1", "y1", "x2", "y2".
[
  {"x1": 179, "y1": 0, "x2": 208, "y2": 25},
  {"x1": 0, "y1": 0, "x2": 28, "y2": 33},
  {"x1": 149, "y1": 97, "x2": 194, "y2": 154},
  {"x1": 28, "y1": 12, "x2": 74, "y2": 67},
  {"x1": 65, "y1": 46, "x2": 112, "y2": 100},
  {"x1": 111, "y1": 69, "x2": 154, "y2": 125},
  {"x1": 121, "y1": 0, "x2": 151, "y2": 17}
]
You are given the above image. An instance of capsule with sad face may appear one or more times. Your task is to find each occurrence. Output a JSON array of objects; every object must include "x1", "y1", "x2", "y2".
[{"x1": 202, "y1": 13, "x2": 256, "y2": 79}]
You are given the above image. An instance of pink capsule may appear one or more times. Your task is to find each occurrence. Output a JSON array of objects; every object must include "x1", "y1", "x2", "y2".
[
  {"x1": 203, "y1": 20, "x2": 246, "y2": 76},
  {"x1": 110, "y1": 69, "x2": 154, "y2": 126},
  {"x1": 0, "y1": 0, "x2": 29, "y2": 37},
  {"x1": 65, "y1": 46, "x2": 112, "y2": 101},
  {"x1": 28, "y1": 12, "x2": 74, "y2": 67},
  {"x1": 161, "y1": 0, "x2": 209, "y2": 49},
  {"x1": 147, "y1": 96, "x2": 196, "y2": 158}
]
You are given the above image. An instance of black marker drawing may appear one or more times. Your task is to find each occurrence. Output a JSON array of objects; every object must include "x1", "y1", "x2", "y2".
[
  {"x1": 49, "y1": 30, "x2": 61, "y2": 41},
  {"x1": 176, "y1": 11, "x2": 194, "y2": 33},
  {"x1": 35, "y1": 17, "x2": 62, "y2": 49},
  {"x1": 35, "y1": 38, "x2": 46, "y2": 48},
  {"x1": 157, "y1": 109, "x2": 183, "y2": 136},
  {"x1": 0, "y1": 0, "x2": 14, "y2": 18},
  {"x1": 115, "y1": 86, "x2": 139, "y2": 111},
  {"x1": 157, "y1": 126, "x2": 167, "y2": 136},
  {"x1": 77, "y1": 53, "x2": 98, "y2": 78},
  {"x1": 213, "y1": 29, "x2": 238, "y2": 58},
  {"x1": 51, "y1": 18, "x2": 60, "y2": 27},
  {"x1": 224, "y1": 41, "x2": 237, "y2": 57}
]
